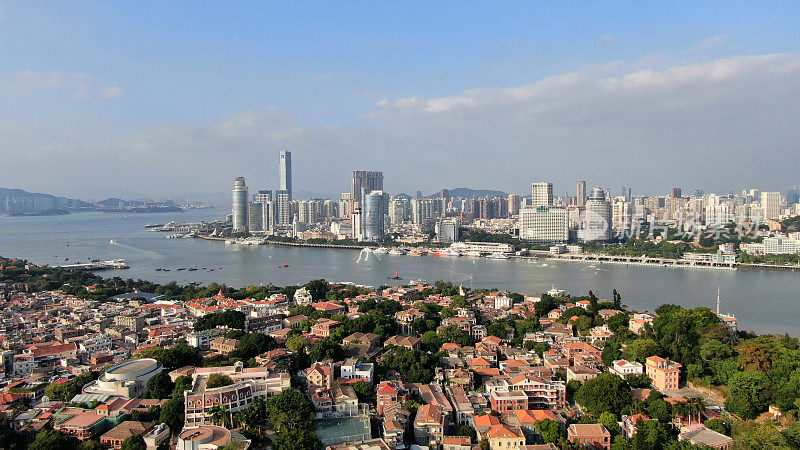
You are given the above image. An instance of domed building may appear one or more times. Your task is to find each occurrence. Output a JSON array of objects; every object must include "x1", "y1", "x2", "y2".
[{"x1": 83, "y1": 358, "x2": 163, "y2": 398}]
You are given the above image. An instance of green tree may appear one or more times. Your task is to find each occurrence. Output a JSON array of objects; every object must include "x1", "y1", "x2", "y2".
[
  {"x1": 304, "y1": 279, "x2": 329, "y2": 300},
  {"x1": 266, "y1": 390, "x2": 315, "y2": 433},
  {"x1": 456, "y1": 424, "x2": 478, "y2": 442},
  {"x1": 353, "y1": 380, "x2": 373, "y2": 402},
  {"x1": 147, "y1": 372, "x2": 174, "y2": 399},
  {"x1": 646, "y1": 398, "x2": 672, "y2": 423},
  {"x1": 286, "y1": 335, "x2": 309, "y2": 352},
  {"x1": 159, "y1": 396, "x2": 185, "y2": 431},
  {"x1": 625, "y1": 373, "x2": 652, "y2": 389},
  {"x1": 535, "y1": 418, "x2": 561, "y2": 444},
  {"x1": 629, "y1": 420, "x2": 670, "y2": 450},
  {"x1": 575, "y1": 373, "x2": 633, "y2": 416},
  {"x1": 725, "y1": 371, "x2": 771, "y2": 419},
  {"x1": 231, "y1": 332, "x2": 276, "y2": 360},
  {"x1": 599, "y1": 411, "x2": 621, "y2": 437},
  {"x1": 623, "y1": 339, "x2": 660, "y2": 363},
  {"x1": 120, "y1": 435, "x2": 146, "y2": 450},
  {"x1": 206, "y1": 373, "x2": 234, "y2": 389},
  {"x1": 172, "y1": 375, "x2": 193, "y2": 398},
  {"x1": 737, "y1": 339, "x2": 778, "y2": 372},
  {"x1": 29, "y1": 429, "x2": 78, "y2": 450}
]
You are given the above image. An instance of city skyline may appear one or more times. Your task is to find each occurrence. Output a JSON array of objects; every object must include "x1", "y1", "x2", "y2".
[{"x1": 1, "y1": 3, "x2": 799, "y2": 198}]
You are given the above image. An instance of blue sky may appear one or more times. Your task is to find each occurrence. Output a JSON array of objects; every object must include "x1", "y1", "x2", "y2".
[{"x1": 1, "y1": 1, "x2": 799, "y2": 198}]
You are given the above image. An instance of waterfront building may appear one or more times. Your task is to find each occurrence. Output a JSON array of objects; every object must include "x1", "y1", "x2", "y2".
[
  {"x1": 531, "y1": 182, "x2": 553, "y2": 206},
  {"x1": 361, "y1": 190, "x2": 386, "y2": 241},
  {"x1": 580, "y1": 187, "x2": 612, "y2": 242},
  {"x1": 248, "y1": 202, "x2": 263, "y2": 232},
  {"x1": 231, "y1": 177, "x2": 248, "y2": 231},
  {"x1": 519, "y1": 206, "x2": 568, "y2": 243},
  {"x1": 389, "y1": 196, "x2": 411, "y2": 224},
  {"x1": 351, "y1": 170, "x2": 383, "y2": 206},
  {"x1": 435, "y1": 217, "x2": 461, "y2": 243}
]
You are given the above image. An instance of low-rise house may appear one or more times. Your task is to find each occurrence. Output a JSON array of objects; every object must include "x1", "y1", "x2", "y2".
[
  {"x1": 383, "y1": 335, "x2": 421, "y2": 350},
  {"x1": 414, "y1": 404, "x2": 444, "y2": 446},
  {"x1": 486, "y1": 424, "x2": 525, "y2": 450},
  {"x1": 310, "y1": 318, "x2": 340, "y2": 338},
  {"x1": 567, "y1": 423, "x2": 611, "y2": 449},
  {"x1": 442, "y1": 435, "x2": 472, "y2": 450},
  {"x1": 100, "y1": 420, "x2": 154, "y2": 449},
  {"x1": 340, "y1": 358, "x2": 375, "y2": 383},
  {"x1": 679, "y1": 424, "x2": 733, "y2": 449},
  {"x1": 609, "y1": 360, "x2": 644, "y2": 377},
  {"x1": 306, "y1": 363, "x2": 333, "y2": 391},
  {"x1": 209, "y1": 337, "x2": 238, "y2": 355},
  {"x1": 567, "y1": 365, "x2": 601, "y2": 383}
]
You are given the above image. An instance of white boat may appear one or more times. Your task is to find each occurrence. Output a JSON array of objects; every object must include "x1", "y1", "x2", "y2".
[
  {"x1": 464, "y1": 250, "x2": 482, "y2": 257},
  {"x1": 388, "y1": 248, "x2": 406, "y2": 255},
  {"x1": 487, "y1": 252, "x2": 511, "y2": 260},
  {"x1": 108, "y1": 240, "x2": 118, "y2": 244},
  {"x1": 444, "y1": 249, "x2": 462, "y2": 257},
  {"x1": 373, "y1": 247, "x2": 389, "y2": 254}
]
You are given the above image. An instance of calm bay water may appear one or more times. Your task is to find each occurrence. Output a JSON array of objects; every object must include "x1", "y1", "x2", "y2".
[{"x1": 1, "y1": 205, "x2": 799, "y2": 335}]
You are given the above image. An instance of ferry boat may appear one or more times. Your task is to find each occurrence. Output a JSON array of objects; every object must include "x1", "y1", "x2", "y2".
[
  {"x1": 464, "y1": 250, "x2": 483, "y2": 257},
  {"x1": 487, "y1": 252, "x2": 511, "y2": 260},
  {"x1": 388, "y1": 248, "x2": 406, "y2": 255}
]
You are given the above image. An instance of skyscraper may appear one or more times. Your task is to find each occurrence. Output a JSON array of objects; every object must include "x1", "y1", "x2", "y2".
[
  {"x1": 531, "y1": 182, "x2": 554, "y2": 206},
  {"x1": 576, "y1": 181, "x2": 586, "y2": 207},
  {"x1": 276, "y1": 190, "x2": 291, "y2": 225},
  {"x1": 671, "y1": 187, "x2": 682, "y2": 199},
  {"x1": 581, "y1": 187, "x2": 612, "y2": 242},
  {"x1": 761, "y1": 192, "x2": 783, "y2": 219},
  {"x1": 279, "y1": 150, "x2": 292, "y2": 199},
  {"x1": 361, "y1": 190, "x2": 386, "y2": 241},
  {"x1": 351, "y1": 171, "x2": 383, "y2": 205},
  {"x1": 231, "y1": 177, "x2": 248, "y2": 231}
]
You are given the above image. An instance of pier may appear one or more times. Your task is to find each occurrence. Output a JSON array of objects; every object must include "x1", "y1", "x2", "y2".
[
  {"x1": 531, "y1": 252, "x2": 738, "y2": 270},
  {"x1": 60, "y1": 260, "x2": 129, "y2": 271}
]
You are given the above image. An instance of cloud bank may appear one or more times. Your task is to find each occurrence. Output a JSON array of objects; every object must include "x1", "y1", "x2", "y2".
[{"x1": 1, "y1": 52, "x2": 799, "y2": 198}]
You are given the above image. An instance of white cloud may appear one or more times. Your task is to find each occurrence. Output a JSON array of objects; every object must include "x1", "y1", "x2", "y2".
[
  {"x1": 1, "y1": 53, "x2": 799, "y2": 196},
  {"x1": 688, "y1": 34, "x2": 732, "y2": 53},
  {"x1": 100, "y1": 86, "x2": 125, "y2": 99}
]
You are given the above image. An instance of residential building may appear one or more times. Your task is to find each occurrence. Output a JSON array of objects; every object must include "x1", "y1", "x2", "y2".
[
  {"x1": 532, "y1": 182, "x2": 554, "y2": 207},
  {"x1": 567, "y1": 423, "x2": 611, "y2": 449},
  {"x1": 646, "y1": 356, "x2": 682, "y2": 391},
  {"x1": 609, "y1": 360, "x2": 644, "y2": 377}
]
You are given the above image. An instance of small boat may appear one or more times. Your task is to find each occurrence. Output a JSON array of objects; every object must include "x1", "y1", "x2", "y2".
[
  {"x1": 464, "y1": 251, "x2": 482, "y2": 257},
  {"x1": 280, "y1": 260, "x2": 289, "y2": 268},
  {"x1": 373, "y1": 247, "x2": 389, "y2": 254},
  {"x1": 64, "y1": 257, "x2": 69, "y2": 261},
  {"x1": 408, "y1": 249, "x2": 424, "y2": 256},
  {"x1": 177, "y1": 268, "x2": 186, "y2": 271},
  {"x1": 388, "y1": 270, "x2": 402, "y2": 280},
  {"x1": 109, "y1": 240, "x2": 117, "y2": 244},
  {"x1": 388, "y1": 248, "x2": 405, "y2": 255},
  {"x1": 432, "y1": 251, "x2": 448, "y2": 257},
  {"x1": 487, "y1": 252, "x2": 510, "y2": 260}
]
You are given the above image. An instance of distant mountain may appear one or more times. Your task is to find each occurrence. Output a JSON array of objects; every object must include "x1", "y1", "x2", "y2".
[
  {"x1": 426, "y1": 187, "x2": 509, "y2": 198},
  {"x1": 0, "y1": 188, "x2": 90, "y2": 214}
]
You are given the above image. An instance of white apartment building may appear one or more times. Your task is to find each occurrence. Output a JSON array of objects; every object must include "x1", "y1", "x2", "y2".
[
  {"x1": 761, "y1": 192, "x2": 783, "y2": 219},
  {"x1": 519, "y1": 206, "x2": 568, "y2": 243},
  {"x1": 531, "y1": 182, "x2": 554, "y2": 207}
]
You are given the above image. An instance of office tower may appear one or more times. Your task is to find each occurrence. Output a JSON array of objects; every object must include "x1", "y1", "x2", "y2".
[
  {"x1": 276, "y1": 190, "x2": 291, "y2": 225},
  {"x1": 761, "y1": 192, "x2": 783, "y2": 219},
  {"x1": 786, "y1": 188, "x2": 799, "y2": 205},
  {"x1": 279, "y1": 150, "x2": 292, "y2": 199},
  {"x1": 671, "y1": 187, "x2": 682, "y2": 199},
  {"x1": 361, "y1": 190, "x2": 386, "y2": 241},
  {"x1": 624, "y1": 187, "x2": 632, "y2": 202},
  {"x1": 248, "y1": 202, "x2": 263, "y2": 232},
  {"x1": 351, "y1": 171, "x2": 384, "y2": 205},
  {"x1": 693, "y1": 189, "x2": 704, "y2": 198},
  {"x1": 576, "y1": 181, "x2": 586, "y2": 207},
  {"x1": 581, "y1": 187, "x2": 612, "y2": 242},
  {"x1": 531, "y1": 182, "x2": 554, "y2": 206},
  {"x1": 519, "y1": 206, "x2": 568, "y2": 243},
  {"x1": 435, "y1": 217, "x2": 461, "y2": 243},
  {"x1": 612, "y1": 199, "x2": 634, "y2": 234},
  {"x1": 231, "y1": 177, "x2": 248, "y2": 231},
  {"x1": 255, "y1": 189, "x2": 272, "y2": 204}
]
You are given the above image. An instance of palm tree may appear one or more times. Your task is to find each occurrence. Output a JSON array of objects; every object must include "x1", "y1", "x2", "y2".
[
  {"x1": 672, "y1": 402, "x2": 689, "y2": 426},
  {"x1": 688, "y1": 397, "x2": 706, "y2": 425},
  {"x1": 209, "y1": 405, "x2": 228, "y2": 427}
]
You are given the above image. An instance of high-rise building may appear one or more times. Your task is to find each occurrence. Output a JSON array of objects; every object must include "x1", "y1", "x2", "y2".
[
  {"x1": 231, "y1": 177, "x2": 248, "y2": 231},
  {"x1": 519, "y1": 206, "x2": 568, "y2": 243},
  {"x1": 361, "y1": 190, "x2": 386, "y2": 241},
  {"x1": 786, "y1": 188, "x2": 799, "y2": 206},
  {"x1": 435, "y1": 217, "x2": 461, "y2": 243},
  {"x1": 761, "y1": 192, "x2": 783, "y2": 219},
  {"x1": 351, "y1": 171, "x2": 384, "y2": 205},
  {"x1": 276, "y1": 189, "x2": 291, "y2": 225},
  {"x1": 671, "y1": 187, "x2": 682, "y2": 199},
  {"x1": 507, "y1": 194, "x2": 521, "y2": 217},
  {"x1": 532, "y1": 182, "x2": 554, "y2": 207},
  {"x1": 248, "y1": 202, "x2": 264, "y2": 232},
  {"x1": 581, "y1": 187, "x2": 611, "y2": 242},
  {"x1": 576, "y1": 181, "x2": 586, "y2": 207},
  {"x1": 279, "y1": 150, "x2": 292, "y2": 199}
]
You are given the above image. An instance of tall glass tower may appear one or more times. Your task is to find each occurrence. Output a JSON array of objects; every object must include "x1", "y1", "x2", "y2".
[{"x1": 279, "y1": 150, "x2": 292, "y2": 200}]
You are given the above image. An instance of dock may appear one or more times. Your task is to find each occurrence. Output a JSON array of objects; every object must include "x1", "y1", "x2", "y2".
[{"x1": 60, "y1": 259, "x2": 129, "y2": 271}]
